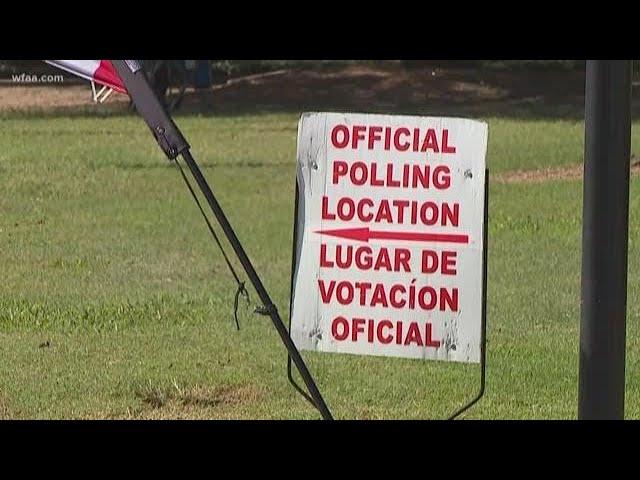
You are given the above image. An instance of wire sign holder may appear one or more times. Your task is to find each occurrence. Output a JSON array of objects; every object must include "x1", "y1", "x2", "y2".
[{"x1": 286, "y1": 112, "x2": 489, "y2": 419}]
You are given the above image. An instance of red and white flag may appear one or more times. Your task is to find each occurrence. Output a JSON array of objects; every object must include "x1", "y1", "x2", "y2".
[{"x1": 45, "y1": 60, "x2": 126, "y2": 93}]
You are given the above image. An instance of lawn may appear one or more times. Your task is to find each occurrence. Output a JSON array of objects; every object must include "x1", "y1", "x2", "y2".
[{"x1": 1, "y1": 112, "x2": 639, "y2": 419}]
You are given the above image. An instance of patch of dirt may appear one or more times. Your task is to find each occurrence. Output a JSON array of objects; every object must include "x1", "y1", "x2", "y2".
[
  {"x1": 0, "y1": 392, "x2": 15, "y2": 419},
  {"x1": 0, "y1": 63, "x2": 589, "y2": 117},
  {"x1": 357, "y1": 406, "x2": 385, "y2": 420},
  {"x1": 153, "y1": 64, "x2": 587, "y2": 116},
  {"x1": 0, "y1": 84, "x2": 128, "y2": 112},
  {"x1": 495, "y1": 164, "x2": 585, "y2": 184},
  {"x1": 495, "y1": 159, "x2": 640, "y2": 184},
  {"x1": 115, "y1": 383, "x2": 265, "y2": 420}
]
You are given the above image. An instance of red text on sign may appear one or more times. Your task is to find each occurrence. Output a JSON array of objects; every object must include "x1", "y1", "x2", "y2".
[
  {"x1": 318, "y1": 279, "x2": 459, "y2": 312},
  {"x1": 321, "y1": 197, "x2": 459, "y2": 226},
  {"x1": 320, "y1": 244, "x2": 411, "y2": 272},
  {"x1": 331, "y1": 316, "x2": 441, "y2": 347},
  {"x1": 332, "y1": 161, "x2": 451, "y2": 190},
  {"x1": 330, "y1": 124, "x2": 457, "y2": 154},
  {"x1": 319, "y1": 244, "x2": 458, "y2": 275}
]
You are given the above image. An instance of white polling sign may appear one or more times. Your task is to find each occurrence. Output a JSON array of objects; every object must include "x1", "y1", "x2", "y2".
[{"x1": 290, "y1": 112, "x2": 488, "y2": 363}]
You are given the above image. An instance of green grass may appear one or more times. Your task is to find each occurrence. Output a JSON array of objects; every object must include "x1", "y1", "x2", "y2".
[{"x1": 1, "y1": 113, "x2": 639, "y2": 419}]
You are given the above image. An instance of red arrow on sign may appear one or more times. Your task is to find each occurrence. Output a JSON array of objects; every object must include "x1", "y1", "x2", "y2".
[{"x1": 315, "y1": 227, "x2": 469, "y2": 244}]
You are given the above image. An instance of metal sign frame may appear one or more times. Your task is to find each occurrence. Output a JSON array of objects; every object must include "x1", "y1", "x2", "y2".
[
  {"x1": 286, "y1": 168, "x2": 489, "y2": 419},
  {"x1": 447, "y1": 168, "x2": 488, "y2": 419}
]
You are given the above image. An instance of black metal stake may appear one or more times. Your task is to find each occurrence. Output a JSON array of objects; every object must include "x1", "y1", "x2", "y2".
[
  {"x1": 579, "y1": 60, "x2": 631, "y2": 420},
  {"x1": 180, "y1": 151, "x2": 333, "y2": 420},
  {"x1": 286, "y1": 181, "x2": 320, "y2": 409},
  {"x1": 448, "y1": 168, "x2": 489, "y2": 420}
]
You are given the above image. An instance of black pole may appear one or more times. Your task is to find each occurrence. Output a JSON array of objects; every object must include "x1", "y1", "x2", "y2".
[
  {"x1": 579, "y1": 60, "x2": 631, "y2": 420},
  {"x1": 180, "y1": 151, "x2": 334, "y2": 420}
]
